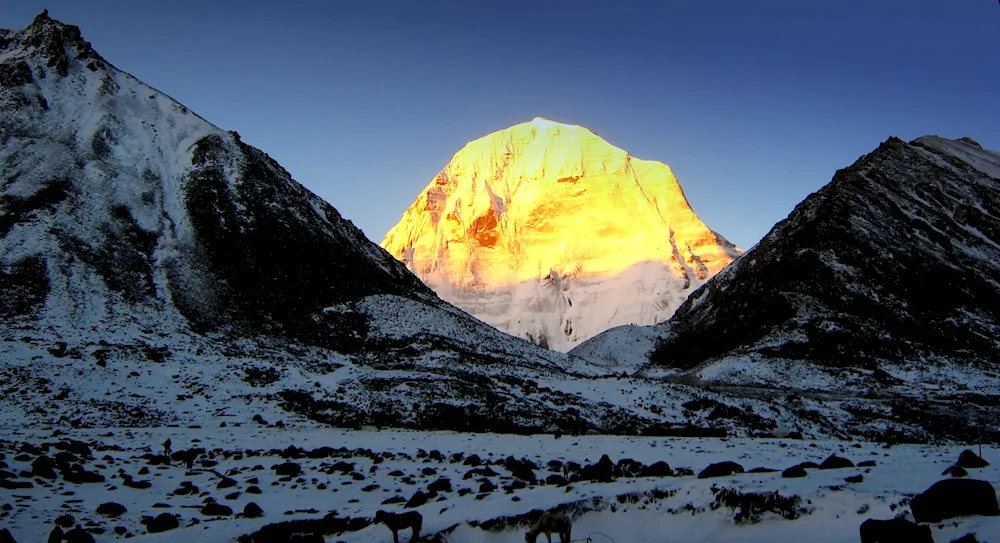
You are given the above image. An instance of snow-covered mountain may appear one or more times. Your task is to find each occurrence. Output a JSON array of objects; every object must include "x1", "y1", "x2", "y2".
[
  {"x1": 382, "y1": 117, "x2": 741, "y2": 351},
  {"x1": 0, "y1": 11, "x2": 652, "y2": 433},
  {"x1": 580, "y1": 135, "x2": 1000, "y2": 393}
]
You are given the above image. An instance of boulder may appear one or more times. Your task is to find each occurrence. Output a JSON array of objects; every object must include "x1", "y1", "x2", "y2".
[
  {"x1": 957, "y1": 450, "x2": 989, "y2": 469},
  {"x1": 63, "y1": 527, "x2": 95, "y2": 543},
  {"x1": 781, "y1": 465, "x2": 807, "y2": 478},
  {"x1": 0, "y1": 529, "x2": 14, "y2": 543},
  {"x1": 950, "y1": 534, "x2": 978, "y2": 543},
  {"x1": 96, "y1": 502, "x2": 127, "y2": 517},
  {"x1": 943, "y1": 465, "x2": 968, "y2": 478},
  {"x1": 911, "y1": 479, "x2": 1000, "y2": 523},
  {"x1": 697, "y1": 461, "x2": 744, "y2": 479},
  {"x1": 55, "y1": 514, "x2": 76, "y2": 528},
  {"x1": 641, "y1": 461, "x2": 672, "y2": 477},
  {"x1": 273, "y1": 462, "x2": 301, "y2": 477},
  {"x1": 243, "y1": 502, "x2": 264, "y2": 519},
  {"x1": 32, "y1": 456, "x2": 57, "y2": 480},
  {"x1": 142, "y1": 513, "x2": 179, "y2": 533},
  {"x1": 201, "y1": 503, "x2": 233, "y2": 516},
  {"x1": 845, "y1": 474, "x2": 864, "y2": 484},
  {"x1": 859, "y1": 518, "x2": 932, "y2": 543},
  {"x1": 819, "y1": 455, "x2": 854, "y2": 470},
  {"x1": 405, "y1": 490, "x2": 429, "y2": 508},
  {"x1": 427, "y1": 478, "x2": 452, "y2": 493}
]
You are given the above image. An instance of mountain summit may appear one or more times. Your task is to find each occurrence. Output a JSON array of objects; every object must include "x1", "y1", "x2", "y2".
[{"x1": 382, "y1": 118, "x2": 741, "y2": 350}]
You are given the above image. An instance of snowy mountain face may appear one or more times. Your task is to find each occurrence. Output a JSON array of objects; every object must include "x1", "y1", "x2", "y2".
[
  {"x1": 382, "y1": 118, "x2": 741, "y2": 351},
  {"x1": 0, "y1": 12, "x2": 660, "y2": 434}
]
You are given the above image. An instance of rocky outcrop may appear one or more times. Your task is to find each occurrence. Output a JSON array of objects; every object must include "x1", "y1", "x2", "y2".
[
  {"x1": 383, "y1": 118, "x2": 740, "y2": 350},
  {"x1": 649, "y1": 136, "x2": 1000, "y2": 373}
]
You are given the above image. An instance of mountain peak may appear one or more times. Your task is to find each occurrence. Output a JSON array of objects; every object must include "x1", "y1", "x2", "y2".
[
  {"x1": 5, "y1": 11, "x2": 106, "y2": 77},
  {"x1": 382, "y1": 121, "x2": 741, "y2": 351}
]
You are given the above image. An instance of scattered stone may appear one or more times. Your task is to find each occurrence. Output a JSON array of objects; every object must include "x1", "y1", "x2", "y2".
[
  {"x1": 748, "y1": 467, "x2": 778, "y2": 473},
  {"x1": 845, "y1": 474, "x2": 864, "y2": 484},
  {"x1": 427, "y1": 478, "x2": 452, "y2": 493},
  {"x1": 698, "y1": 461, "x2": 744, "y2": 479},
  {"x1": 911, "y1": 479, "x2": 1000, "y2": 523},
  {"x1": 243, "y1": 502, "x2": 264, "y2": 519},
  {"x1": 857, "y1": 460, "x2": 877, "y2": 467},
  {"x1": 859, "y1": 518, "x2": 931, "y2": 543},
  {"x1": 143, "y1": 513, "x2": 179, "y2": 533},
  {"x1": 640, "y1": 461, "x2": 672, "y2": 477},
  {"x1": 32, "y1": 456, "x2": 57, "y2": 480},
  {"x1": 273, "y1": 462, "x2": 302, "y2": 477},
  {"x1": 943, "y1": 465, "x2": 969, "y2": 478},
  {"x1": 951, "y1": 534, "x2": 979, "y2": 543},
  {"x1": 96, "y1": 502, "x2": 127, "y2": 517},
  {"x1": 405, "y1": 490, "x2": 429, "y2": 508},
  {"x1": 218, "y1": 477, "x2": 238, "y2": 489},
  {"x1": 819, "y1": 455, "x2": 854, "y2": 470},
  {"x1": 782, "y1": 465, "x2": 807, "y2": 479},
  {"x1": 381, "y1": 496, "x2": 406, "y2": 505},
  {"x1": 246, "y1": 485, "x2": 262, "y2": 494},
  {"x1": 55, "y1": 514, "x2": 76, "y2": 528},
  {"x1": 201, "y1": 503, "x2": 233, "y2": 516},
  {"x1": 63, "y1": 526, "x2": 95, "y2": 543},
  {"x1": 957, "y1": 450, "x2": 990, "y2": 469}
]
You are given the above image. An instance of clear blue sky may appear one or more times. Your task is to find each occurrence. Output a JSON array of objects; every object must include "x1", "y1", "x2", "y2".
[{"x1": 3, "y1": 1, "x2": 998, "y2": 249}]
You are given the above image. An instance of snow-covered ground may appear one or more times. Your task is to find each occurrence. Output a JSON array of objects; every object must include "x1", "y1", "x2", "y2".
[{"x1": 2, "y1": 426, "x2": 998, "y2": 543}]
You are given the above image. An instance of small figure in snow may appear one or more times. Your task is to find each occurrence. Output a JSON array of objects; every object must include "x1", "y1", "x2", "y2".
[
  {"x1": 374, "y1": 510, "x2": 422, "y2": 543},
  {"x1": 162, "y1": 438, "x2": 171, "y2": 457},
  {"x1": 525, "y1": 512, "x2": 572, "y2": 543}
]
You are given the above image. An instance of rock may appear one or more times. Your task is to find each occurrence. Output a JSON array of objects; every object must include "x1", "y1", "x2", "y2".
[
  {"x1": 96, "y1": 502, "x2": 127, "y2": 517},
  {"x1": 615, "y1": 458, "x2": 644, "y2": 477},
  {"x1": 957, "y1": 450, "x2": 990, "y2": 469},
  {"x1": 797, "y1": 461, "x2": 820, "y2": 469},
  {"x1": 845, "y1": 474, "x2": 864, "y2": 483},
  {"x1": 273, "y1": 462, "x2": 301, "y2": 477},
  {"x1": 47, "y1": 526, "x2": 63, "y2": 543},
  {"x1": 246, "y1": 485, "x2": 262, "y2": 494},
  {"x1": 911, "y1": 479, "x2": 1000, "y2": 523},
  {"x1": 405, "y1": 490, "x2": 429, "y2": 508},
  {"x1": 545, "y1": 474, "x2": 568, "y2": 486},
  {"x1": 857, "y1": 460, "x2": 877, "y2": 467},
  {"x1": 463, "y1": 454, "x2": 482, "y2": 467},
  {"x1": 421, "y1": 467, "x2": 437, "y2": 476},
  {"x1": 819, "y1": 455, "x2": 854, "y2": 469},
  {"x1": 217, "y1": 477, "x2": 238, "y2": 489},
  {"x1": 943, "y1": 465, "x2": 968, "y2": 478},
  {"x1": 142, "y1": 513, "x2": 179, "y2": 533},
  {"x1": 697, "y1": 461, "x2": 744, "y2": 479},
  {"x1": 951, "y1": 534, "x2": 978, "y2": 543},
  {"x1": 32, "y1": 456, "x2": 57, "y2": 479},
  {"x1": 55, "y1": 514, "x2": 76, "y2": 528},
  {"x1": 243, "y1": 502, "x2": 263, "y2": 519},
  {"x1": 123, "y1": 478, "x2": 152, "y2": 489},
  {"x1": 63, "y1": 526, "x2": 95, "y2": 543},
  {"x1": 748, "y1": 467, "x2": 778, "y2": 473},
  {"x1": 427, "y1": 478, "x2": 452, "y2": 493},
  {"x1": 640, "y1": 461, "x2": 672, "y2": 477},
  {"x1": 782, "y1": 465, "x2": 808, "y2": 478},
  {"x1": 381, "y1": 496, "x2": 406, "y2": 505},
  {"x1": 859, "y1": 518, "x2": 932, "y2": 543},
  {"x1": 479, "y1": 481, "x2": 496, "y2": 493},
  {"x1": 0, "y1": 529, "x2": 15, "y2": 543},
  {"x1": 201, "y1": 503, "x2": 233, "y2": 516}
]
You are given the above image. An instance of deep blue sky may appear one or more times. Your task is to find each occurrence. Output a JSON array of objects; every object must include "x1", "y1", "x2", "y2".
[{"x1": 4, "y1": 1, "x2": 998, "y2": 249}]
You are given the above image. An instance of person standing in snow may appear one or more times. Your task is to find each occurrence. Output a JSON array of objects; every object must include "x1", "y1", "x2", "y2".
[{"x1": 163, "y1": 438, "x2": 172, "y2": 457}]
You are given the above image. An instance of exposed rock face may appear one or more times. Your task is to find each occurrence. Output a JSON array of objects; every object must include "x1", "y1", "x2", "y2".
[
  {"x1": 649, "y1": 135, "x2": 1000, "y2": 374},
  {"x1": 382, "y1": 118, "x2": 741, "y2": 350}
]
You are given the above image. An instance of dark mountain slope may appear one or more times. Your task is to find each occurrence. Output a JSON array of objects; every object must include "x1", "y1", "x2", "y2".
[{"x1": 651, "y1": 135, "x2": 1000, "y2": 371}]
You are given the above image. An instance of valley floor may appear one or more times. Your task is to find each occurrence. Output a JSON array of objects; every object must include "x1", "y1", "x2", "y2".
[{"x1": 1, "y1": 426, "x2": 998, "y2": 543}]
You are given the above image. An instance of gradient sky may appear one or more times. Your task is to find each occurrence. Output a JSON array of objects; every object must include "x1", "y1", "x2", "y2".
[{"x1": 3, "y1": 1, "x2": 998, "y2": 249}]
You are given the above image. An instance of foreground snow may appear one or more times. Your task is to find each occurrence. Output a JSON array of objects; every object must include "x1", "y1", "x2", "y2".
[{"x1": 2, "y1": 426, "x2": 997, "y2": 543}]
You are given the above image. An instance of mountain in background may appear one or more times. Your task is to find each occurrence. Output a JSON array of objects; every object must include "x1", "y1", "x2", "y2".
[{"x1": 382, "y1": 118, "x2": 741, "y2": 351}]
